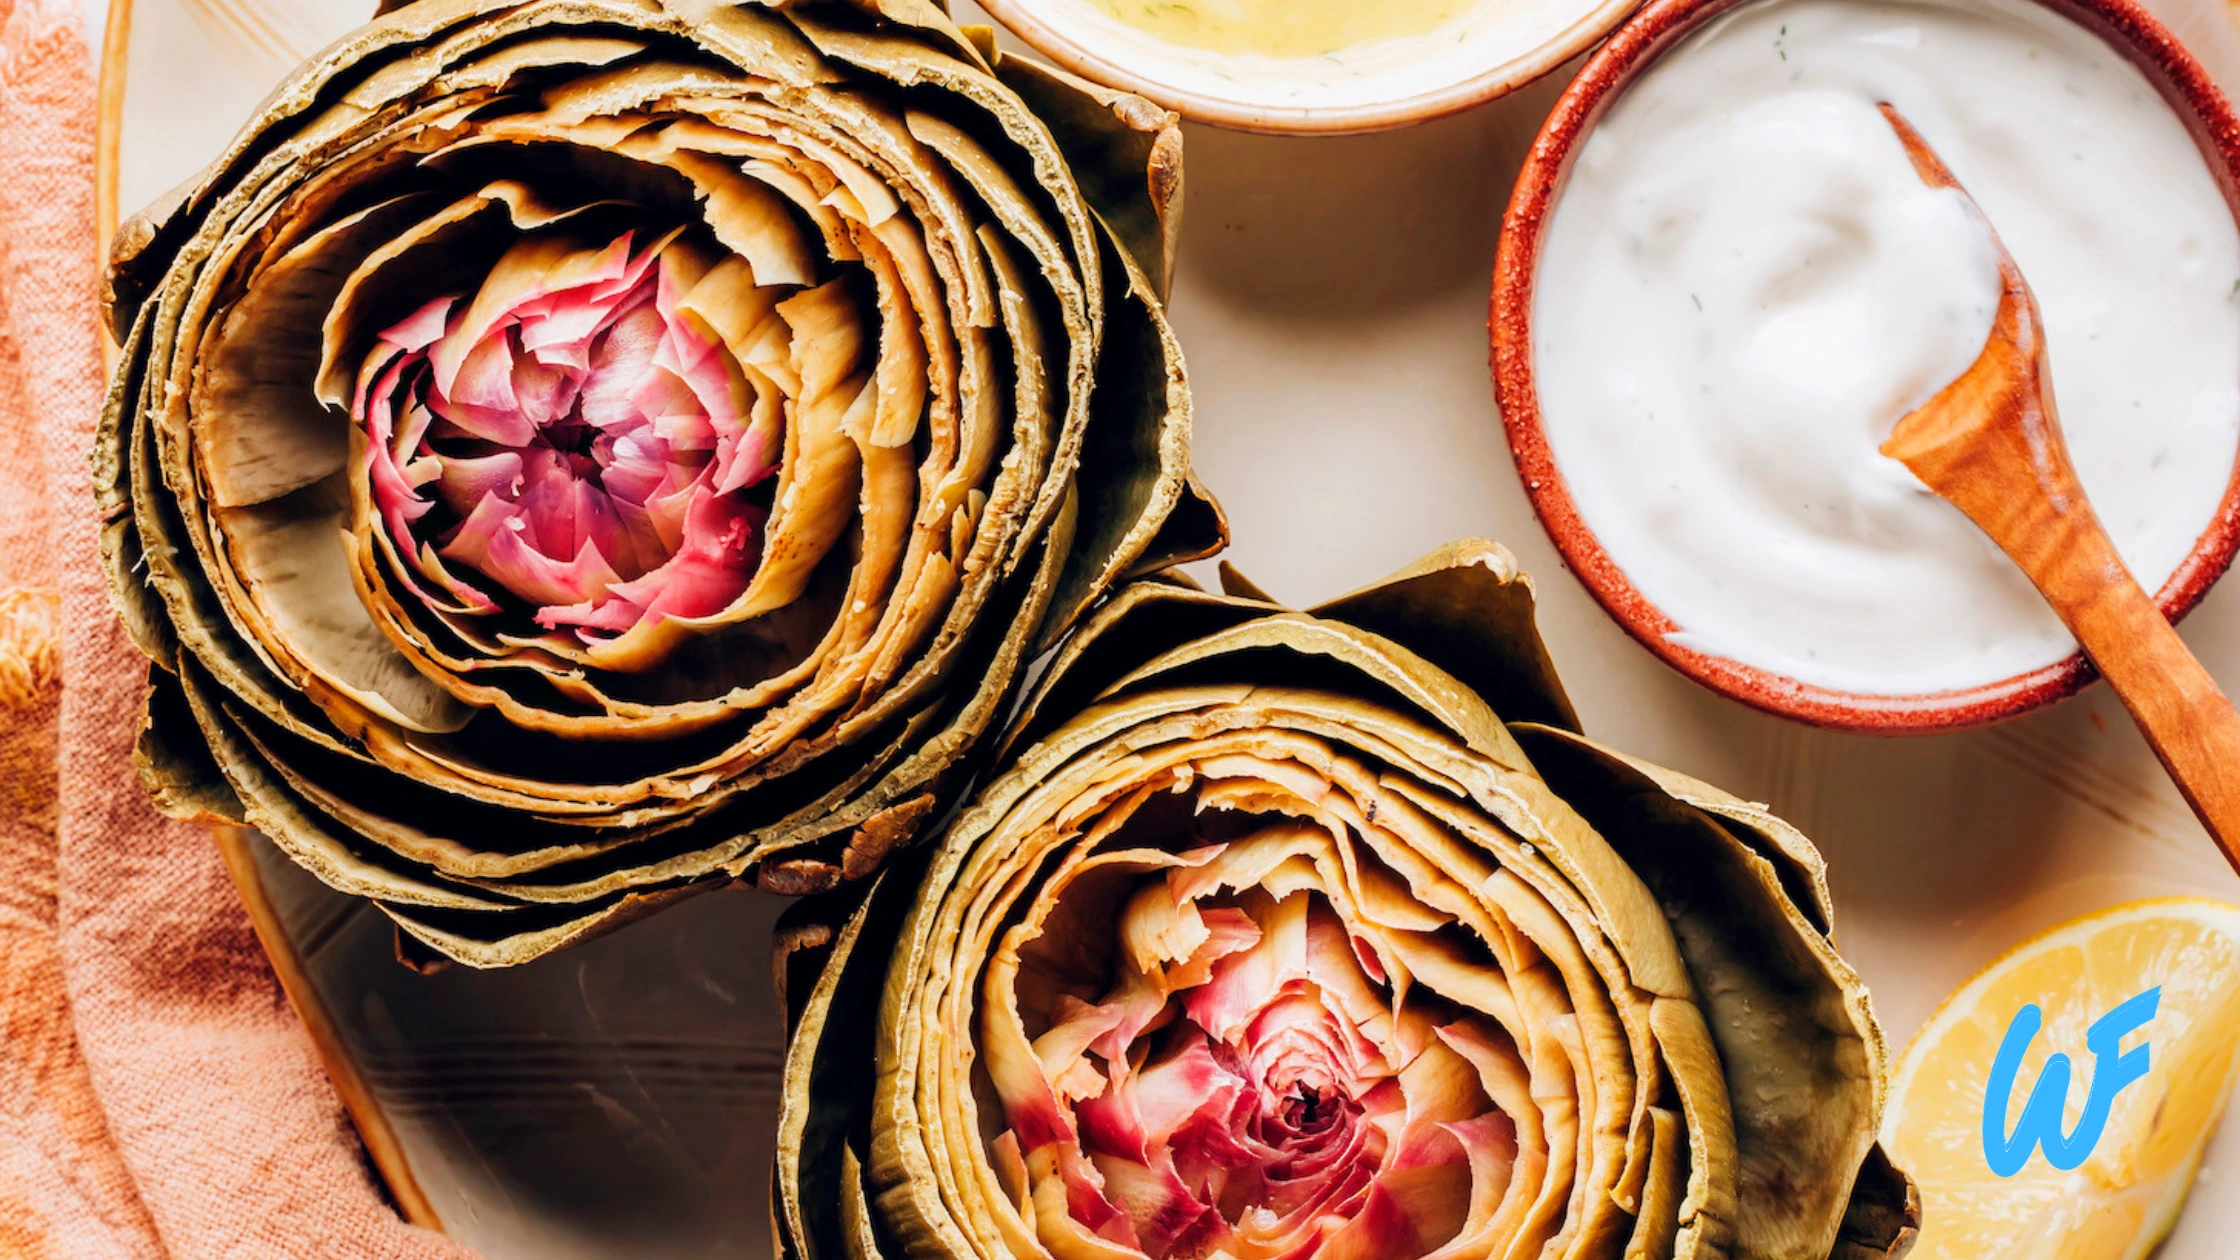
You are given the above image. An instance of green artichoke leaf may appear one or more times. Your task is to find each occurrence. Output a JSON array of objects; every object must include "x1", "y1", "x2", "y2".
[
  {"x1": 1309, "y1": 537, "x2": 1580, "y2": 734},
  {"x1": 1514, "y1": 724, "x2": 1888, "y2": 1259},
  {"x1": 777, "y1": 866, "x2": 918, "y2": 1260},
  {"x1": 138, "y1": 667, "x2": 249, "y2": 827},
  {"x1": 991, "y1": 53, "x2": 1185, "y2": 300}
]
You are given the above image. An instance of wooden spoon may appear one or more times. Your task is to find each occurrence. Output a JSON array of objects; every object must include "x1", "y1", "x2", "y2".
[{"x1": 1876, "y1": 102, "x2": 2240, "y2": 874}]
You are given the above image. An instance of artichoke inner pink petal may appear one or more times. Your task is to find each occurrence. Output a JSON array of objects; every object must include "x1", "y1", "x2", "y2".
[
  {"x1": 994, "y1": 864, "x2": 1512, "y2": 1260},
  {"x1": 350, "y1": 228, "x2": 782, "y2": 647}
]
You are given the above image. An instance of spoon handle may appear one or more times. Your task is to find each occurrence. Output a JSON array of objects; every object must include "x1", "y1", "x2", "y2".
[
  {"x1": 1957, "y1": 457, "x2": 2240, "y2": 872},
  {"x1": 2053, "y1": 541, "x2": 2240, "y2": 868}
]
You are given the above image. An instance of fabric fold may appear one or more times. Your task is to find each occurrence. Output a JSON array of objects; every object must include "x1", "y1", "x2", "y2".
[{"x1": 0, "y1": 1, "x2": 466, "y2": 1254}]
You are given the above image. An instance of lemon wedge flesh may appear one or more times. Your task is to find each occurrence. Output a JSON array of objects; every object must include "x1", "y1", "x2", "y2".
[{"x1": 1883, "y1": 897, "x2": 2240, "y2": 1259}]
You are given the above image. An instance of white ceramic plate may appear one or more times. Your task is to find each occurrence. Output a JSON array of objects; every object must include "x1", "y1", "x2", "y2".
[{"x1": 99, "y1": 0, "x2": 2240, "y2": 1255}]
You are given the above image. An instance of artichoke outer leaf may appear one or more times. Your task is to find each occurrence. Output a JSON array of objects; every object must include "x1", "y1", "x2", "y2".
[
  {"x1": 138, "y1": 667, "x2": 249, "y2": 826},
  {"x1": 777, "y1": 863, "x2": 921, "y2": 1260},
  {"x1": 101, "y1": 306, "x2": 179, "y2": 667},
  {"x1": 1830, "y1": 1142, "x2": 1923, "y2": 1260},
  {"x1": 378, "y1": 875, "x2": 730, "y2": 969},
  {"x1": 1515, "y1": 723, "x2": 1895, "y2": 1259},
  {"x1": 1213, "y1": 557, "x2": 1277, "y2": 604},
  {"x1": 1309, "y1": 537, "x2": 1582, "y2": 734},
  {"x1": 991, "y1": 53, "x2": 1185, "y2": 301},
  {"x1": 1034, "y1": 228, "x2": 1210, "y2": 654},
  {"x1": 1003, "y1": 563, "x2": 1262, "y2": 760}
]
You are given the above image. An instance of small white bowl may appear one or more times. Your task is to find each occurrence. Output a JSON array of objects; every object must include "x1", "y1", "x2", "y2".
[{"x1": 975, "y1": 0, "x2": 1643, "y2": 133}]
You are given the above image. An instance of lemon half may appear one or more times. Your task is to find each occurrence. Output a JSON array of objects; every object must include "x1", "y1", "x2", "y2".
[{"x1": 1882, "y1": 898, "x2": 2240, "y2": 1260}]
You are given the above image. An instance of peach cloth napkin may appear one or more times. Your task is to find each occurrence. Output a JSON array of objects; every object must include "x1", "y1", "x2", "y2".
[{"x1": 0, "y1": 1, "x2": 474, "y2": 1255}]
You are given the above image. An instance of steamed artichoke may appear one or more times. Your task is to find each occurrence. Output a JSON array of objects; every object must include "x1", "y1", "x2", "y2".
[
  {"x1": 97, "y1": 0, "x2": 1221, "y2": 966},
  {"x1": 776, "y1": 541, "x2": 1918, "y2": 1260}
]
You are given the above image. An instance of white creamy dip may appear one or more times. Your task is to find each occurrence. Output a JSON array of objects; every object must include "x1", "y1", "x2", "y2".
[{"x1": 1533, "y1": 0, "x2": 2240, "y2": 695}]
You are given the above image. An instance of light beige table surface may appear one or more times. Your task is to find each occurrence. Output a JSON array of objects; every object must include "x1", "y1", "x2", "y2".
[{"x1": 100, "y1": 0, "x2": 2240, "y2": 1254}]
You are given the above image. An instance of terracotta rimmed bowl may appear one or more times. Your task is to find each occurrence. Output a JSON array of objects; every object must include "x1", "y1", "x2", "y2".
[
  {"x1": 973, "y1": 0, "x2": 1644, "y2": 134},
  {"x1": 1490, "y1": 0, "x2": 2240, "y2": 733}
]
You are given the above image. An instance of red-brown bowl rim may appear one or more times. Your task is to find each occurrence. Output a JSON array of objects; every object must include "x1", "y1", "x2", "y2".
[{"x1": 1491, "y1": 0, "x2": 2240, "y2": 733}]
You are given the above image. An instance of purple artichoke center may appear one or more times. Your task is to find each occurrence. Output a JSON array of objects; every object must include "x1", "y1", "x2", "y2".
[
  {"x1": 994, "y1": 882, "x2": 1518, "y2": 1260},
  {"x1": 352, "y1": 228, "x2": 779, "y2": 646}
]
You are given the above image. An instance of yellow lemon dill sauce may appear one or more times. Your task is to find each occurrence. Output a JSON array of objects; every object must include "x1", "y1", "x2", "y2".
[{"x1": 1086, "y1": 0, "x2": 1476, "y2": 58}]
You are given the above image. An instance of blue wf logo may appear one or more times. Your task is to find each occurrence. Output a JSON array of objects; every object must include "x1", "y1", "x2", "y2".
[{"x1": 1982, "y1": 986, "x2": 2160, "y2": 1177}]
